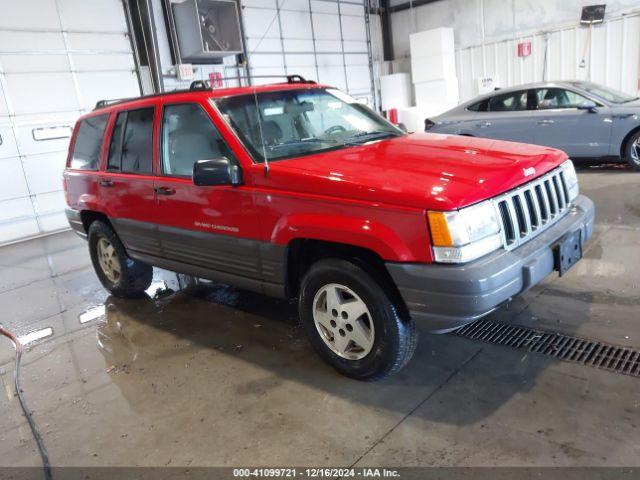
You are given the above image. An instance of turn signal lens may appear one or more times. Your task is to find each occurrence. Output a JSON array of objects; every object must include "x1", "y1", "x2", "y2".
[{"x1": 427, "y1": 211, "x2": 452, "y2": 247}]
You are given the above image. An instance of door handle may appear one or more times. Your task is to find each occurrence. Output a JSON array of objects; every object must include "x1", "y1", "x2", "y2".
[
  {"x1": 537, "y1": 119, "x2": 554, "y2": 125},
  {"x1": 99, "y1": 179, "x2": 114, "y2": 187},
  {"x1": 476, "y1": 121, "x2": 492, "y2": 128},
  {"x1": 154, "y1": 186, "x2": 176, "y2": 196}
]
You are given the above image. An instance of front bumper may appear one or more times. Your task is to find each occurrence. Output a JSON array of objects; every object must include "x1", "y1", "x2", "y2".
[{"x1": 386, "y1": 195, "x2": 595, "y2": 333}]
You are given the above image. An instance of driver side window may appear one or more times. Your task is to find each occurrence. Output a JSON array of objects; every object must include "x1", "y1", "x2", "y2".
[
  {"x1": 161, "y1": 103, "x2": 235, "y2": 177},
  {"x1": 535, "y1": 88, "x2": 590, "y2": 109}
]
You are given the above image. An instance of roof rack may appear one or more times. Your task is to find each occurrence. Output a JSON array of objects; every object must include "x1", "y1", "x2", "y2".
[
  {"x1": 94, "y1": 74, "x2": 316, "y2": 110},
  {"x1": 189, "y1": 74, "x2": 316, "y2": 90}
]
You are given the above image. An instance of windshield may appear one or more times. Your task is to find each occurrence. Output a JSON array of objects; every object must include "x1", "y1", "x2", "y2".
[
  {"x1": 214, "y1": 88, "x2": 403, "y2": 163},
  {"x1": 575, "y1": 82, "x2": 638, "y2": 104}
]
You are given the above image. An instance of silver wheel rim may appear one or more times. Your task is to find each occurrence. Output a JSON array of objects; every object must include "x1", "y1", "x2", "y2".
[
  {"x1": 312, "y1": 283, "x2": 375, "y2": 360},
  {"x1": 97, "y1": 237, "x2": 121, "y2": 283},
  {"x1": 630, "y1": 138, "x2": 640, "y2": 164}
]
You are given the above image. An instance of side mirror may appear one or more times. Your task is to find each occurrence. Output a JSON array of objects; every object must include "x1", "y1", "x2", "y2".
[
  {"x1": 193, "y1": 157, "x2": 242, "y2": 187},
  {"x1": 578, "y1": 100, "x2": 598, "y2": 113}
]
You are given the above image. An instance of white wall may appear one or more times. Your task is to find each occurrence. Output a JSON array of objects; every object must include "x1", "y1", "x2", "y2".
[
  {"x1": 389, "y1": 0, "x2": 640, "y2": 102},
  {"x1": 390, "y1": 0, "x2": 640, "y2": 54}
]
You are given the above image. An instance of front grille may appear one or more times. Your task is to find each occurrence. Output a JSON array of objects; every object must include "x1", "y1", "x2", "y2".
[{"x1": 494, "y1": 166, "x2": 571, "y2": 250}]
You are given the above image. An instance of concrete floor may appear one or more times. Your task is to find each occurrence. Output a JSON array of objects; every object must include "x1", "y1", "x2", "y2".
[{"x1": 0, "y1": 164, "x2": 639, "y2": 470}]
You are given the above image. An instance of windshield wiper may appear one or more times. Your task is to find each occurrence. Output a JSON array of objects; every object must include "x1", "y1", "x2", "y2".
[
  {"x1": 269, "y1": 138, "x2": 338, "y2": 150},
  {"x1": 344, "y1": 130, "x2": 402, "y2": 145}
]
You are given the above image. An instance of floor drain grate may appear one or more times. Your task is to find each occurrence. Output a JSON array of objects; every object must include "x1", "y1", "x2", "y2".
[{"x1": 455, "y1": 320, "x2": 640, "y2": 378}]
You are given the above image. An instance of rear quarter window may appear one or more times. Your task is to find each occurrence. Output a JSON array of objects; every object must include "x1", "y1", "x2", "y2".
[{"x1": 69, "y1": 114, "x2": 109, "y2": 170}]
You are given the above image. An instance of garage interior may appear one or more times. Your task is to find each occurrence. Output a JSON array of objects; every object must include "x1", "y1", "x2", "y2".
[{"x1": 1, "y1": 0, "x2": 639, "y2": 476}]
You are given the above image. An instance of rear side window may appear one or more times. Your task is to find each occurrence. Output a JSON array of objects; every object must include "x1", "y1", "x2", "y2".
[
  {"x1": 488, "y1": 90, "x2": 528, "y2": 112},
  {"x1": 107, "y1": 107, "x2": 154, "y2": 174},
  {"x1": 467, "y1": 99, "x2": 488, "y2": 112},
  {"x1": 69, "y1": 114, "x2": 108, "y2": 170}
]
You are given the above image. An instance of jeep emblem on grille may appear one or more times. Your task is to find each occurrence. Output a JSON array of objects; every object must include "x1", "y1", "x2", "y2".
[{"x1": 523, "y1": 167, "x2": 536, "y2": 177}]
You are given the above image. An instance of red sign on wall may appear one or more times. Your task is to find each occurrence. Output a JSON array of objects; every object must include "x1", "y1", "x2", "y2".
[
  {"x1": 517, "y1": 41, "x2": 532, "y2": 57},
  {"x1": 209, "y1": 72, "x2": 223, "y2": 88}
]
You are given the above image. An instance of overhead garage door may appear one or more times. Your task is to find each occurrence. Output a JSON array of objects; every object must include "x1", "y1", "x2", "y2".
[
  {"x1": 0, "y1": 0, "x2": 140, "y2": 245},
  {"x1": 242, "y1": 0, "x2": 374, "y2": 104}
]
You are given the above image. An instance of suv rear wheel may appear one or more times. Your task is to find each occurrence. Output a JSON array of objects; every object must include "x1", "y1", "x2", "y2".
[
  {"x1": 299, "y1": 258, "x2": 417, "y2": 380},
  {"x1": 88, "y1": 220, "x2": 153, "y2": 298},
  {"x1": 625, "y1": 130, "x2": 640, "y2": 170}
]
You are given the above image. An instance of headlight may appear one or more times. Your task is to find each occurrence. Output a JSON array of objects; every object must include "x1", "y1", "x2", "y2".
[
  {"x1": 562, "y1": 159, "x2": 579, "y2": 201},
  {"x1": 428, "y1": 200, "x2": 503, "y2": 263}
]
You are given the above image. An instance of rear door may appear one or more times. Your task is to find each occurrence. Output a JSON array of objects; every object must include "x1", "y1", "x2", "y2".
[
  {"x1": 152, "y1": 99, "x2": 262, "y2": 283},
  {"x1": 530, "y1": 87, "x2": 612, "y2": 157},
  {"x1": 99, "y1": 103, "x2": 161, "y2": 256},
  {"x1": 466, "y1": 89, "x2": 536, "y2": 143}
]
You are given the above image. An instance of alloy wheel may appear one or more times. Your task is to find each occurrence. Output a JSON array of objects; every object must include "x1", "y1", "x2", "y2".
[
  {"x1": 312, "y1": 283, "x2": 375, "y2": 360},
  {"x1": 96, "y1": 237, "x2": 121, "y2": 283}
]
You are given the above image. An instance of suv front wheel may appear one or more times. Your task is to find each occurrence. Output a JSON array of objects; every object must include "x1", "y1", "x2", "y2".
[
  {"x1": 299, "y1": 258, "x2": 417, "y2": 380},
  {"x1": 88, "y1": 220, "x2": 153, "y2": 298}
]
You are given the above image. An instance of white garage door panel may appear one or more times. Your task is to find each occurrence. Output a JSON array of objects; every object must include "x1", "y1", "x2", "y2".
[
  {"x1": 0, "y1": 157, "x2": 30, "y2": 201},
  {"x1": 341, "y1": 16, "x2": 366, "y2": 41},
  {"x1": 0, "y1": 0, "x2": 137, "y2": 244},
  {"x1": 244, "y1": 1, "x2": 374, "y2": 105},
  {"x1": 72, "y1": 54, "x2": 134, "y2": 72},
  {"x1": 59, "y1": 0, "x2": 129, "y2": 32},
  {"x1": 345, "y1": 65, "x2": 370, "y2": 92},
  {"x1": 5, "y1": 73, "x2": 79, "y2": 114},
  {"x1": 0, "y1": 219, "x2": 40, "y2": 245},
  {"x1": 0, "y1": 197, "x2": 34, "y2": 223},
  {"x1": 285, "y1": 54, "x2": 317, "y2": 67},
  {"x1": 67, "y1": 33, "x2": 131, "y2": 52},
  {"x1": 318, "y1": 66, "x2": 347, "y2": 90},
  {"x1": 15, "y1": 123, "x2": 72, "y2": 156},
  {"x1": 76, "y1": 71, "x2": 139, "y2": 111},
  {"x1": 311, "y1": 1, "x2": 338, "y2": 14},
  {"x1": 0, "y1": 0, "x2": 60, "y2": 29},
  {"x1": 283, "y1": 39, "x2": 315, "y2": 53},
  {"x1": 0, "y1": 126, "x2": 19, "y2": 159},
  {"x1": 243, "y1": 8, "x2": 281, "y2": 39},
  {"x1": 313, "y1": 14, "x2": 341, "y2": 39},
  {"x1": 0, "y1": 31, "x2": 66, "y2": 52},
  {"x1": 0, "y1": 55, "x2": 70, "y2": 73},
  {"x1": 33, "y1": 191, "x2": 66, "y2": 216},
  {"x1": 280, "y1": 11, "x2": 313, "y2": 39},
  {"x1": 23, "y1": 153, "x2": 67, "y2": 195}
]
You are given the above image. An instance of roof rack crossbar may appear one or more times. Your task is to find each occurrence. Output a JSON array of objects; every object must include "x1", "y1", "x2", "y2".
[{"x1": 189, "y1": 74, "x2": 316, "y2": 90}]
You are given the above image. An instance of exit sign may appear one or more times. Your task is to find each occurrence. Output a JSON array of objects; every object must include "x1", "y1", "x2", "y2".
[{"x1": 517, "y1": 41, "x2": 532, "y2": 57}]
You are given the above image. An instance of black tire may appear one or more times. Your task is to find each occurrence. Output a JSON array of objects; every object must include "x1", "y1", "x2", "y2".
[
  {"x1": 88, "y1": 220, "x2": 153, "y2": 298},
  {"x1": 299, "y1": 258, "x2": 417, "y2": 380},
  {"x1": 624, "y1": 130, "x2": 640, "y2": 170}
]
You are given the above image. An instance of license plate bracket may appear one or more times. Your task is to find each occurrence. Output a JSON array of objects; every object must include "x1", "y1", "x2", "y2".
[{"x1": 553, "y1": 229, "x2": 582, "y2": 276}]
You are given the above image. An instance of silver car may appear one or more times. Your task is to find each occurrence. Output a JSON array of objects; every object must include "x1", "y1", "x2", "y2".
[{"x1": 425, "y1": 81, "x2": 640, "y2": 169}]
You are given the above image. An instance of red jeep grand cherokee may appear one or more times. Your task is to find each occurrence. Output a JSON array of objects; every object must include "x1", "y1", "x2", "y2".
[{"x1": 64, "y1": 77, "x2": 594, "y2": 380}]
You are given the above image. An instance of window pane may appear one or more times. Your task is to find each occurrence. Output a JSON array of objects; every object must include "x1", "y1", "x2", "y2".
[
  {"x1": 107, "y1": 112, "x2": 126, "y2": 171},
  {"x1": 121, "y1": 108, "x2": 154, "y2": 174},
  {"x1": 488, "y1": 91, "x2": 528, "y2": 111},
  {"x1": 70, "y1": 114, "x2": 108, "y2": 170},
  {"x1": 536, "y1": 88, "x2": 589, "y2": 109},
  {"x1": 162, "y1": 103, "x2": 234, "y2": 177}
]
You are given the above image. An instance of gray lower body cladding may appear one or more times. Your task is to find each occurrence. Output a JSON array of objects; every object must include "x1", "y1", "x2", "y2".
[{"x1": 386, "y1": 195, "x2": 595, "y2": 333}]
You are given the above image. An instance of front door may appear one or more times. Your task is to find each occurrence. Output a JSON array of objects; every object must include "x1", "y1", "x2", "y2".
[
  {"x1": 531, "y1": 87, "x2": 612, "y2": 158},
  {"x1": 99, "y1": 104, "x2": 161, "y2": 257},
  {"x1": 152, "y1": 100, "x2": 263, "y2": 284}
]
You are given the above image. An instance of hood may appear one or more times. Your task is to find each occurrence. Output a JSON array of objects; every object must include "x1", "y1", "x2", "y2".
[{"x1": 261, "y1": 133, "x2": 568, "y2": 211}]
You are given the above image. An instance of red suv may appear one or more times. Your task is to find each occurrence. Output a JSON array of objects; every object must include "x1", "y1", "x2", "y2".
[{"x1": 64, "y1": 77, "x2": 594, "y2": 380}]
